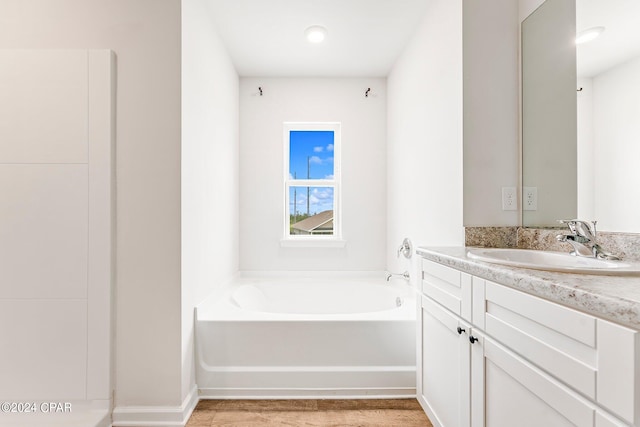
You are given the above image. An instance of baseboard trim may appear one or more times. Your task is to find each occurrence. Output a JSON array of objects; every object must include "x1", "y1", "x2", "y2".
[
  {"x1": 112, "y1": 385, "x2": 198, "y2": 427},
  {"x1": 198, "y1": 386, "x2": 416, "y2": 400},
  {"x1": 417, "y1": 393, "x2": 443, "y2": 427}
]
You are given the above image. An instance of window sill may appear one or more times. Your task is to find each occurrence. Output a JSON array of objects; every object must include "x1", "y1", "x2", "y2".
[{"x1": 279, "y1": 238, "x2": 347, "y2": 248}]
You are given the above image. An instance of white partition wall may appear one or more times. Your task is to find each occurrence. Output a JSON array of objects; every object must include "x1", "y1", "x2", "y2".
[
  {"x1": 386, "y1": 0, "x2": 465, "y2": 276},
  {"x1": 0, "y1": 50, "x2": 115, "y2": 427}
]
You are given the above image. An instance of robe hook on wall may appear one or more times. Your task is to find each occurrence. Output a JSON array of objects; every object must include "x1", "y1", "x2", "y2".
[
  {"x1": 577, "y1": 87, "x2": 583, "y2": 92},
  {"x1": 365, "y1": 87, "x2": 371, "y2": 97},
  {"x1": 259, "y1": 87, "x2": 263, "y2": 96}
]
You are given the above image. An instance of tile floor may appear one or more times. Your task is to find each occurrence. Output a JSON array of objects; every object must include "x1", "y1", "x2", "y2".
[{"x1": 185, "y1": 399, "x2": 433, "y2": 426}]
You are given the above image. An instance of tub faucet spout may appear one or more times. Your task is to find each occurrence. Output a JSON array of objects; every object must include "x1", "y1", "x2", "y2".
[{"x1": 386, "y1": 271, "x2": 410, "y2": 282}]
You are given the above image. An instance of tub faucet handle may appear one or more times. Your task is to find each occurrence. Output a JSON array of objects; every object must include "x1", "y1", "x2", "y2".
[{"x1": 397, "y1": 238, "x2": 413, "y2": 259}]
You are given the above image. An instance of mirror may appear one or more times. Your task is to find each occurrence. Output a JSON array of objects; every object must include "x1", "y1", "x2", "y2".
[
  {"x1": 522, "y1": 0, "x2": 577, "y2": 228},
  {"x1": 522, "y1": 0, "x2": 640, "y2": 232}
]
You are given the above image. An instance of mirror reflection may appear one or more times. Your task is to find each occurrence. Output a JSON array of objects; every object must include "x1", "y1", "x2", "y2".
[
  {"x1": 522, "y1": 0, "x2": 640, "y2": 232},
  {"x1": 576, "y1": 0, "x2": 640, "y2": 232}
]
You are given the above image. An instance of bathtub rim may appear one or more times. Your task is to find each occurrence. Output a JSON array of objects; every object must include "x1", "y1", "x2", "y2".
[{"x1": 195, "y1": 271, "x2": 417, "y2": 322}]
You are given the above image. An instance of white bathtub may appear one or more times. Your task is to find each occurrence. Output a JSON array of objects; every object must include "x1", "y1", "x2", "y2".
[{"x1": 195, "y1": 274, "x2": 416, "y2": 399}]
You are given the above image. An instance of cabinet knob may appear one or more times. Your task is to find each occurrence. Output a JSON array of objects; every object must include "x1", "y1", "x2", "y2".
[
  {"x1": 457, "y1": 327, "x2": 465, "y2": 335},
  {"x1": 469, "y1": 336, "x2": 478, "y2": 344}
]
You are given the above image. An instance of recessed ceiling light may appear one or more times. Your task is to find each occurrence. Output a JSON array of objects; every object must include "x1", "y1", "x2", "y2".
[
  {"x1": 576, "y1": 26, "x2": 605, "y2": 45},
  {"x1": 305, "y1": 26, "x2": 327, "y2": 43}
]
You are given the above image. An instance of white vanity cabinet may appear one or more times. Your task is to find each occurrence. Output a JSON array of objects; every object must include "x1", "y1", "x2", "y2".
[
  {"x1": 418, "y1": 260, "x2": 473, "y2": 427},
  {"x1": 418, "y1": 258, "x2": 640, "y2": 427}
]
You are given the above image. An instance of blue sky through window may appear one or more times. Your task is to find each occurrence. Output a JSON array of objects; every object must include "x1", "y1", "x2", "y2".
[{"x1": 289, "y1": 131, "x2": 334, "y2": 180}]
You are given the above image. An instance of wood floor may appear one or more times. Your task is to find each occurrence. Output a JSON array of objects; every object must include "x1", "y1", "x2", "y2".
[{"x1": 186, "y1": 399, "x2": 433, "y2": 427}]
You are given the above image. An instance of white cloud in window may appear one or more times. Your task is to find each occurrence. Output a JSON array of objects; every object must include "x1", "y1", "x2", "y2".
[
  {"x1": 313, "y1": 146, "x2": 324, "y2": 153},
  {"x1": 313, "y1": 189, "x2": 334, "y2": 212},
  {"x1": 291, "y1": 187, "x2": 334, "y2": 215},
  {"x1": 312, "y1": 187, "x2": 333, "y2": 200},
  {"x1": 324, "y1": 174, "x2": 334, "y2": 179},
  {"x1": 326, "y1": 144, "x2": 334, "y2": 152},
  {"x1": 309, "y1": 156, "x2": 323, "y2": 164}
]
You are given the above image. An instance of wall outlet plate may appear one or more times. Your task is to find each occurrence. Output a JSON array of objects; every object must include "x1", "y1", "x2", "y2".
[
  {"x1": 523, "y1": 187, "x2": 537, "y2": 211},
  {"x1": 502, "y1": 187, "x2": 517, "y2": 211}
]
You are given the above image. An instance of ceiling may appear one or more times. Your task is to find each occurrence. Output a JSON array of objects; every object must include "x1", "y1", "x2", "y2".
[
  {"x1": 204, "y1": 0, "x2": 640, "y2": 79},
  {"x1": 577, "y1": 0, "x2": 640, "y2": 77},
  {"x1": 204, "y1": 0, "x2": 429, "y2": 77}
]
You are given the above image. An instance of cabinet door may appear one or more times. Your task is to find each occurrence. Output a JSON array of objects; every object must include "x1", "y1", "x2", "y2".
[
  {"x1": 477, "y1": 333, "x2": 596, "y2": 427},
  {"x1": 420, "y1": 295, "x2": 470, "y2": 427}
]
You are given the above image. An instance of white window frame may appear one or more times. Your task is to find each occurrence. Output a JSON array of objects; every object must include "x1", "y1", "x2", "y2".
[{"x1": 281, "y1": 122, "x2": 343, "y2": 247}]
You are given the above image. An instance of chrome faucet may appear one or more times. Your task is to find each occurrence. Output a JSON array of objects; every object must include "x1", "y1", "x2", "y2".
[
  {"x1": 397, "y1": 238, "x2": 413, "y2": 259},
  {"x1": 386, "y1": 271, "x2": 410, "y2": 282},
  {"x1": 556, "y1": 219, "x2": 620, "y2": 260}
]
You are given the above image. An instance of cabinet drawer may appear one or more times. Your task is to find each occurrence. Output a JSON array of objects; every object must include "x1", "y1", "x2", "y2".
[
  {"x1": 484, "y1": 281, "x2": 597, "y2": 398},
  {"x1": 482, "y1": 280, "x2": 639, "y2": 425},
  {"x1": 422, "y1": 260, "x2": 471, "y2": 321}
]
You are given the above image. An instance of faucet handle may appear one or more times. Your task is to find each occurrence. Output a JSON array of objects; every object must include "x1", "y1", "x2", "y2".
[
  {"x1": 396, "y1": 237, "x2": 413, "y2": 259},
  {"x1": 557, "y1": 219, "x2": 578, "y2": 234},
  {"x1": 575, "y1": 220, "x2": 596, "y2": 240},
  {"x1": 557, "y1": 219, "x2": 597, "y2": 240}
]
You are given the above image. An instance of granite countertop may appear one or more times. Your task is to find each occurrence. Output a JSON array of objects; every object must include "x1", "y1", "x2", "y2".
[{"x1": 417, "y1": 246, "x2": 640, "y2": 330}]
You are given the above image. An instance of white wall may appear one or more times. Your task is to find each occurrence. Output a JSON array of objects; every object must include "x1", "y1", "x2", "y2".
[
  {"x1": 463, "y1": 0, "x2": 520, "y2": 226},
  {"x1": 592, "y1": 56, "x2": 640, "y2": 232},
  {"x1": 0, "y1": 51, "x2": 114, "y2": 419},
  {"x1": 387, "y1": 0, "x2": 464, "y2": 275},
  {"x1": 239, "y1": 78, "x2": 387, "y2": 271},
  {"x1": 387, "y1": 0, "x2": 519, "y2": 269},
  {"x1": 577, "y1": 77, "x2": 595, "y2": 219},
  {"x1": 182, "y1": 0, "x2": 239, "y2": 406},
  {"x1": 0, "y1": 0, "x2": 183, "y2": 413}
]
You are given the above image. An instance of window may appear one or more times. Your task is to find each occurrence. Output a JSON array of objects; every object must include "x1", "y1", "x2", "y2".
[{"x1": 283, "y1": 122, "x2": 341, "y2": 243}]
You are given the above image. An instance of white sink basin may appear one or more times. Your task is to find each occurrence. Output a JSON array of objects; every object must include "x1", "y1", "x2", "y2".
[{"x1": 467, "y1": 248, "x2": 640, "y2": 275}]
